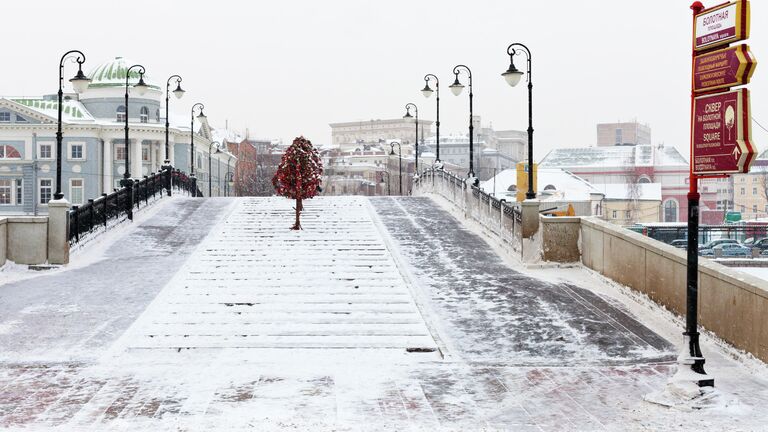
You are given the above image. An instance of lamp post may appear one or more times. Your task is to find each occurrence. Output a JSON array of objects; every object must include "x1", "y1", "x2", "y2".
[
  {"x1": 55, "y1": 50, "x2": 91, "y2": 201},
  {"x1": 448, "y1": 65, "x2": 474, "y2": 178},
  {"x1": 190, "y1": 103, "x2": 205, "y2": 197},
  {"x1": 389, "y1": 141, "x2": 402, "y2": 195},
  {"x1": 225, "y1": 171, "x2": 234, "y2": 197},
  {"x1": 403, "y1": 103, "x2": 419, "y2": 173},
  {"x1": 123, "y1": 65, "x2": 149, "y2": 220},
  {"x1": 502, "y1": 43, "x2": 536, "y2": 200},
  {"x1": 421, "y1": 74, "x2": 440, "y2": 163},
  {"x1": 208, "y1": 141, "x2": 221, "y2": 197},
  {"x1": 379, "y1": 170, "x2": 391, "y2": 196},
  {"x1": 163, "y1": 75, "x2": 185, "y2": 196}
]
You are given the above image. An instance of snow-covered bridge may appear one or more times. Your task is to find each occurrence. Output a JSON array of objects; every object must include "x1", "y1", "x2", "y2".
[{"x1": 1, "y1": 196, "x2": 767, "y2": 431}]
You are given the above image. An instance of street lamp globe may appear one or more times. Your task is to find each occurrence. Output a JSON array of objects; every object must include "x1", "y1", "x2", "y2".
[
  {"x1": 134, "y1": 75, "x2": 149, "y2": 96},
  {"x1": 421, "y1": 83, "x2": 434, "y2": 99},
  {"x1": 69, "y1": 68, "x2": 91, "y2": 94},
  {"x1": 448, "y1": 77, "x2": 465, "y2": 96},
  {"x1": 173, "y1": 82, "x2": 185, "y2": 99},
  {"x1": 502, "y1": 61, "x2": 524, "y2": 87}
]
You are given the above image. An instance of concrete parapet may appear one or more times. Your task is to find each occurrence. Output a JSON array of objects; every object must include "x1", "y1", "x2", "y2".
[
  {"x1": 47, "y1": 199, "x2": 70, "y2": 265},
  {"x1": 521, "y1": 200, "x2": 540, "y2": 239},
  {"x1": 580, "y1": 216, "x2": 768, "y2": 364},
  {"x1": 7, "y1": 217, "x2": 48, "y2": 265},
  {"x1": 0, "y1": 219, "x2": 6, "y2": 266},
  {"x1": 540, "y1": 216, "x2": 581, "y2": 263}
]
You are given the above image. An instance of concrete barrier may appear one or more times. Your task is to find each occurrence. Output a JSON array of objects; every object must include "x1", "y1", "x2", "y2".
[
  {"x1": 541, "y1": 216, "x2": 581, "y2": 263},
  {"x1": 0, "y1": 202, "x2": 69, "y2": 267},
  {"x1": 581, "y1": 216, "x2": 768, "y2": 363}
]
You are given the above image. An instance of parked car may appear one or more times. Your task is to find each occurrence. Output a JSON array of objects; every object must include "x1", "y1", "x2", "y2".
[
  {"x1": 698, "y1": 238, "x2": 739, "y2": 251},
  {"x1": 669, "y1": 239, "x2": 687, "y2": 249},
  {"x1": 700, "y1": 243, "x2": 752, "y2": 257},
  {"x1": 749, "y1": 238, "x2": 768, "y2": 252}
]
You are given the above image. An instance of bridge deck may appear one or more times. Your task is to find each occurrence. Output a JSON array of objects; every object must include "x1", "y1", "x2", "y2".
[{"x1": 0, "y1": 196, "x2": 766, "y2": 431}]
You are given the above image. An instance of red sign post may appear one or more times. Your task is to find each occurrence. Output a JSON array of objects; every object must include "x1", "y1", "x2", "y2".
[
  {"x1": 694, "y1": 44, "x2": 756, "y2": 92},
  {"x1": 692, "y1": 88, "x2": 754, "y2": 174}
]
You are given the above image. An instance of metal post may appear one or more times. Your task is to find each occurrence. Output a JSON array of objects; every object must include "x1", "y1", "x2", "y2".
[
  {"x1": 55, "y1": 50, "x2": 87, "y2": 200},
  {"x1": 683, "y1": 1, "x2": 713, "y2": 388},
  {"x1": 164, "y1": 75, "x2": 182, "y2": 197},
  {"x1": 102, "y1": 193, "x2": 107, "y2": 228}
]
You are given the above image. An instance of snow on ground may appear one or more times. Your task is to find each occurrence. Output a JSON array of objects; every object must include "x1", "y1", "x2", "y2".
[{"x1": 1, "y1": 195, "x2": 768, "y2": 431}]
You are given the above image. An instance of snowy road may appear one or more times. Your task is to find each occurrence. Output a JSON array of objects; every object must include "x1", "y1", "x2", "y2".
[{"x1": 1, "y1": 196, "x2": 768, "y2": 431}]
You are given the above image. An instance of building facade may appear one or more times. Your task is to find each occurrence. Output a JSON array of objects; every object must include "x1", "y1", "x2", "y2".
[
  {"x1": 329, "y1": 118, "x2": 433, "y2": 149},
  {"x1": 596, "y1": 121, "x2": 652, "y2": 147},
  {"x1": 0, "y1": 56, "x2": 233, "y2": 214}
]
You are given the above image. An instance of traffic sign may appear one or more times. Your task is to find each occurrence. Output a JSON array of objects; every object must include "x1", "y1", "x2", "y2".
[
  {"x1": 694, "y1": 44, "x2": 756, "y2": 92},
  {"x1": 692, "y1": 88, "x2": 755, "y2": 175},
  {"x1": 694, "y1": 0, "x2": 750, "y2": 51}
]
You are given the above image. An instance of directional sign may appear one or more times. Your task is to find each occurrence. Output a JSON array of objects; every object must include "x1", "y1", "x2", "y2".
[
  {"x1": 694, "y1": 44, "x2": 756, "y2": 92},
  {"x1": 692, "y1": 88, "x2": 755, "y2": 175},
  {"x1": 695, "y1": 0, "x2": 750, "y2": 51}
]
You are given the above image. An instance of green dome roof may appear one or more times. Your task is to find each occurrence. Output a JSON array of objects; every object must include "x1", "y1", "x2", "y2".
[{"x1": 86, "y1": 57, "x2": 160, "y2": 90}]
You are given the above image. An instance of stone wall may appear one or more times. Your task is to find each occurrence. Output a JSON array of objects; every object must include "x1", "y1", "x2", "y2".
[{"x1": 581, "y1": 216, "x2": 768, "y2": 363}]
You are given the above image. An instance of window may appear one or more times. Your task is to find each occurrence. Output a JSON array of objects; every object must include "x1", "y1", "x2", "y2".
[
  {"x1": 741, "y1": 187, "x2": 746, "y2": 195},
  {"x1": 0, "y1": 145, "x2": 21, "y2": 159},
  {"x1": 115, "y1": 145, "x2": 126, "y2": 161},
  {"x1": 753, "y1": 205, "x2": 758, "y2": 213},
  {"x1": 0, "y1": 112, "x2": 10, "y2": 122},
  {"x1": 142, "y1": 146, "x2": 150, "y2": 161},
  {"x1": 612, "y1": 210, "x2": 617, "y2": 219},
  {"x1": 753, "y1": 187, "x2": 758, "y2": 195},
  {"x1": 638, "y1": 177, "x2": 651, "y2": 184},
  {"x1": 155, "y1": 109, "x2": 160, "y2": 122},
  {"x1": 38, "y1": 142, "x2": 53, "y2": 159},
  {"x1": 197, "y1": 153, "x2": 203, "y2": 169},
  {"x1": 140, "y1": 106, "x2": 149, "y2": 123},
  {"x1": 0, "y1": 180, "x2": 11, "y2": 204},
  {"x1": 15, "y1": 115, "x2": 27, "y2": 123},
  {"x1": 39, "y1": 179, "x2": 52, "y2": 204},
  {"x1": 615, "y1": 128, "x2": 623, "y2": 145},
  {"x1": 116, "y1": 105, "x2": 126, "y2": 122},
  {"x1": 15, "y1": 179, "x2": 22, "y2": 205},
  {"x1": 69, "y1": 142, "x2": 84, "y2": 160},
  {"x1": 626, "y1": 210, "x2": 632, "y2": 219},
  {"x1": 664, "y1": 200, "x2": 678, "y2": 222},
  {"x1": 70, "y1": 179, "x2": 84, "y2": 205}
]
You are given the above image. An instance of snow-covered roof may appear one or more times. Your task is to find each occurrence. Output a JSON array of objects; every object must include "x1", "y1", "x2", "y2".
[
  {"x1": 591, "y1": 183, "x2": 662, "y2": 201},
  {"x1": 8, "y1": 97, "x2": 93, "y2": 122},
  {"x1": 211, "y1": 128, "x2": 245, "y2": 144},
  {"x1": 86, "y1": 57, "x2": 160, "y2": 90},
  {"x1": 480, "y1": 168, "x2": 599, "y2": 201},
  {"x1": 539, "y1": 145, "x2": 688, "y2": 168}
]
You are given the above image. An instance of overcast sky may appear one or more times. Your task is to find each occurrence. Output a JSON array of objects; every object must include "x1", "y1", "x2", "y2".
[{"x1": 3, "y1": 0, "x2": 767, "y2": 160}]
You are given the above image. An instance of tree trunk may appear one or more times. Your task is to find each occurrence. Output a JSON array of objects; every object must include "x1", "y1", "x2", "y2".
[{"x1": 291, "y1": 198, "x2": 303, "y2": 230}]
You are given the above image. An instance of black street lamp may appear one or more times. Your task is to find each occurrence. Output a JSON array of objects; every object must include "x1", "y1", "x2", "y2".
[
  {"x1": 208, "y1": 141, "x2": 221, "y2": 197},
  {"x1": 502, "y1": 43, "x2": 536, "y2": 200},
  {"x1": 163, "y1": 75, "x2": 185, "y2": 196},
  {"x1": 225, "y1": 171, "x2": 234, "y2": 197},
  {"x1": 448, "y1": 65, "x2": 474, "y2": 178},
  {"x1": 123, "y1": 65, "x2": 149, "y2": 220},
  {"x1": 389, "y1": 141, "x2": 403, "y2": 195},
  {"x1": 403, "y1": 103, "x2": 419, "y2": 173},
  {"x1": 379, "y1": 170, "x2": 391, "y2": 196},
  {"x1": 55, "y1": 50, "x2": 91, "y2": 201},
  {"x1": 190, "y1": 103, "x2": 205, "y2": 196},
  {"x1": 421, "y1": 74, "x2": 440, "y2": 163}
]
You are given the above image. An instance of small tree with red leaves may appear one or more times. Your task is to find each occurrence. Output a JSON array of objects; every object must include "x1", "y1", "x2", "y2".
[{"x1": 272, "y1": 136, "x2": 323, "y2": 230}]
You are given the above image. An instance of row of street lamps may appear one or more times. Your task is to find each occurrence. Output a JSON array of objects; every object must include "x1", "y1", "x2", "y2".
[
  {"x1": 56, "y1": 50, "x2": 228, "y2": 210},
  {"x1": 386, "y1": 43, "x2": 535, "y2": 199}
]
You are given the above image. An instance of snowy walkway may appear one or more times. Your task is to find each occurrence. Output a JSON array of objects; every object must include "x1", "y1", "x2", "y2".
[{"x1": 1, "y1": 196, "x2": 768, "y2": 431}]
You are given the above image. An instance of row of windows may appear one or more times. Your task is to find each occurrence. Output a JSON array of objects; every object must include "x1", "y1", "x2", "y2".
[
  {"x1": 116, "y1": 106, "x2": 159, "y2": 123},
  {"x1": 0, "y1": 178, "x2": 84, "y2": 206},
  {"x1": 739, "y1": 187, "x2": 764, "y2": 196}
]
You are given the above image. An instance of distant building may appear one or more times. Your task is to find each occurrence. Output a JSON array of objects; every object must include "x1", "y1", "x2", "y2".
[
  {"x1": 596, "y1": 121, "x2": 651, "y2": 147},
  {"x1": 539, "y1": 144, "x2": 718, "y2": 223},
  {"x1": 329, "y1": 118, "x2": 433, "y2": 149},
  {"x1": 732, "y1": 150, "x2": 768, "y2": 220}
]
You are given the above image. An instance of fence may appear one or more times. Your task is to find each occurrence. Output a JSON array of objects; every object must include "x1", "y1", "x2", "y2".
[
  {"x1": 417, "y1": 169, "x2": 524, "y2": 253},
  {"x1": 68, "y1": 169, "x2": 199, "y2": 246}
]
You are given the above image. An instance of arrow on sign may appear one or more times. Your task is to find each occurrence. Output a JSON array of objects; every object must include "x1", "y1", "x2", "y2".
[{"x1": 733, "y1": 146, "x2": 741, "y2": 159}]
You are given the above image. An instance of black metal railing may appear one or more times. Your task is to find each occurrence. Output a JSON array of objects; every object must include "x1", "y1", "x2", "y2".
[{"x1": 68, "y1": 168, "x2": 198, "y2": 245}]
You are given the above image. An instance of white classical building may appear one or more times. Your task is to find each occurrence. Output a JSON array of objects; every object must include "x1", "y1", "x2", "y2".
[{"x1": 0, "y1": 56, "x2": 233, "y2": 214}]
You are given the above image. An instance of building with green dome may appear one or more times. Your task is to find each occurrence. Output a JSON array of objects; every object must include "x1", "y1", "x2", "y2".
[{"x1": 0, "y1": 57, "x2": 234, "y2": 214}]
